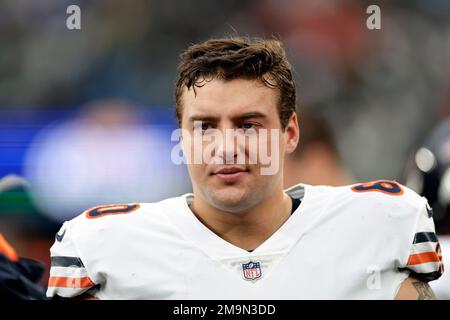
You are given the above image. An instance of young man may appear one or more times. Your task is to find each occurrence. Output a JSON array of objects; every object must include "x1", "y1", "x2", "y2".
[{"x1": 47, "y1": 37, "x2": 443, "y2": 299}]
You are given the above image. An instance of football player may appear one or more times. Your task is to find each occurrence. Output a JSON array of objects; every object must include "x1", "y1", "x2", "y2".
[{"x1": 47, "y1": 37, "x2": 443, "y2": 299}]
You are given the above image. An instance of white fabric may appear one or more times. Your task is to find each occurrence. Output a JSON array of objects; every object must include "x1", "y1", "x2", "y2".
[{"x1": 46, "y1": 183, "x2": 442, "y2": 299}]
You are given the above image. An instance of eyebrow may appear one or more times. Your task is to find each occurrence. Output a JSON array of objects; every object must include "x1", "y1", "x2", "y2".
[
  {"x1": 188, "y1": 111, "x2": 267, "y2": 123},
  {"x1": 232, "y1": 111, "x2": 267, "y2": 121}
]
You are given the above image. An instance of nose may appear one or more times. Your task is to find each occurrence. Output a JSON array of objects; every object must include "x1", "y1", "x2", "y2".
[{"x1": 214, "y1": 125, "x2": 245, "y2": 164}]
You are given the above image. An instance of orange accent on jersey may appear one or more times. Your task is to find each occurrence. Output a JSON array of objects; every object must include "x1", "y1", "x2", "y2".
[
  {"x1": 98, "y1": 205, "x2": 129, "y2": 212},
  {"x1": 407, "y1": 251, "x2": 441, "y2": 266},
  {"x1": 380, "y1": 182, "x2": 393, "y2": 189},
  {"x1": 0, "y1": 233, "x2": 19, "y2": 262},
  {"x1": 86, "y1": 203, "x2": 140, "y2": 219},
  {"x1": 48, "y1": 276, "x2": 95, "y2": 289},
  {"x1": 351, "y1": 180, "x2": 404, "y2": 196}
]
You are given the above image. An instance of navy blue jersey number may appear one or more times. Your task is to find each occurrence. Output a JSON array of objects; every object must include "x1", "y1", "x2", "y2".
[
  {"x1": 351, "y1": 180, "x2": 404, "y2": 196},
  {"x1": 86, "y1": 204, "x2": 140, "y2": 219}
]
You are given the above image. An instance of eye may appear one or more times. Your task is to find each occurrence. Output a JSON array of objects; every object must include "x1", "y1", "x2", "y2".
[
  {"x1": 194, "y1": 122, "x2": 212, "y2": 131},
  {"x1": 242, "y1": 123, "x2": 254, "y2": 129}
]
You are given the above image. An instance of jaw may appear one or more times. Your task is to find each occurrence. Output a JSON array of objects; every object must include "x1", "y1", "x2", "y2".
[{"x1": 203, "y1": 179, "x2": 254, "y2": 213}]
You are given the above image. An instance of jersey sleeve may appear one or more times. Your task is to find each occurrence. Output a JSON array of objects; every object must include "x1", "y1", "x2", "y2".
[
  {"x1": 399, "y1": 199, "x2": 444, "y2": 282},
  {"x1": 46, "y1": 221, "x2": 101, "y2": 298}
]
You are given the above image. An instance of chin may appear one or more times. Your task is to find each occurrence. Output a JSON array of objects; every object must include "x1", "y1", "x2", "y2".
[{"x1": 207, "y1": 186, "x2": 254, "y2": 213}]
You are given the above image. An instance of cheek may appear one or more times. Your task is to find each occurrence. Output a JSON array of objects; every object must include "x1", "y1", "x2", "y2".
[
  {"x1": 255, "y1": 130, "x2": 284, "y2": 158},
  {"x1": 181, "y1": 137, "x2": 205, "y2": 177},
  {"x1": 181, "y1": 132, "x2": 203, "y2": 165},
  {"x1": 186, "y1": 164, "x2": 207, "y2": 186},
  {"x1": 279, "y1": 133, "x2": 287, "y2": 155}
]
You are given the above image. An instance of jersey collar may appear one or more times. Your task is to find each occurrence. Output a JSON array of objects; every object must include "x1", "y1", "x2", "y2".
[{"x1": 166, "y1": 184, "x2": 322, "y2": 259}]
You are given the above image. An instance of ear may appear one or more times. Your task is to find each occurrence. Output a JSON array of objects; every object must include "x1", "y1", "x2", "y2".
[{"x1": 284, "y1": 112, "x2": 300, "y2": 154}]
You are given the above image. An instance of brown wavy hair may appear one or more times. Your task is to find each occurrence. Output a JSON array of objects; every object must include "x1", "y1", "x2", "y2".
[{"x1": 175, "y1": 37, "x2": 296, "y2": 129}]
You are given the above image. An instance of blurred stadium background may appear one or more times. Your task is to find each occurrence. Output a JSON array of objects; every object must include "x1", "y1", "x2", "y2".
[{"x1": 1, "y1": 0, "x2": 450, "y2": 289}]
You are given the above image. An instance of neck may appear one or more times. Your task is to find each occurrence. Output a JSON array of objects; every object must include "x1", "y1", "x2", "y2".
[{"x1": 189, "y1": 185, "x2": 292, "y2": 251}]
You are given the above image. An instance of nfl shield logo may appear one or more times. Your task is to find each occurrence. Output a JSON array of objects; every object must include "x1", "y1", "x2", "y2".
[{"x1": 242, "y1": 261, "x2": 262, "y2": 280}]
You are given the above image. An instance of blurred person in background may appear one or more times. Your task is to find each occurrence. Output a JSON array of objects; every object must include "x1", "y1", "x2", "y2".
[
  {"x1": 404, "y1": 117, "x2": 450, "y2": 299},
  {"x1": 0, "y1": 173, "x2": 57, "y2": 288},
  {"x1": 0, "y1": 175, "x2": 46, "y2": 299},
  {"x1": 284, "y1": 107, "x2": 355, "y2": 188},
  {"x1": 0, "y1": 233, "x2": 46, "y2": 299}
]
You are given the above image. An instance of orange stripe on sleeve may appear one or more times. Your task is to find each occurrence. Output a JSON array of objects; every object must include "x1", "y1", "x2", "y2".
[
  {"x1": 0, "y1": 233, "x2": 19, "y2": 262},
  {"x1": 48, "y1": 276, "x2": 95, "y2": 289},
  {"x1": 407, "y1": 251, "x2": 442, "y2": 266}
]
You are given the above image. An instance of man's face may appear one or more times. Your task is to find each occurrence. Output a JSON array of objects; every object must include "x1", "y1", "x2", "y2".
[{"x1": 180, "y1": 77, "x2": 298, "y2": 213}]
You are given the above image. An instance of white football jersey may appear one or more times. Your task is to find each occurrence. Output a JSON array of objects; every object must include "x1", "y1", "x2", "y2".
[
  {"x1": 430, "y1": 236, "x2": 450, "y2": 299},
  {"x1": 47, "y1": 181, "x2": 444, "y2": 299}
]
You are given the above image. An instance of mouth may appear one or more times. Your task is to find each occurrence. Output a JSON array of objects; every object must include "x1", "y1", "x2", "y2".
[{"x1": 211, "y1": 166, "x2": 249, "y2": 183}]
